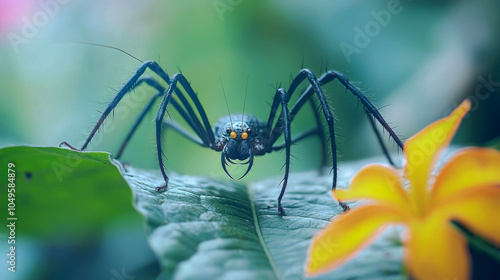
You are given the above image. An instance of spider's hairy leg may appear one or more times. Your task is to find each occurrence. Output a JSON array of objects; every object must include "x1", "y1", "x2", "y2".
[
  {"x1": 284, "y1": 68, "x2": 404, "y2": 211},
  {"x1": 115, "y1": 89, "x2": 163, "y2": 159},
  {"x1": 276, "y1": 88, "x2": 291, "y2": 216},
  {"x1": 286, "y1": 71, "x2": 404, "y2": 158},
  {"x1": 364, "y1": 107, "x2": 395, "y2": 166},
  {"x1": 155, "y1": 76, "x2": 177, "y2": 191},
  {"x1": 60, "y1": 61, "x2": 170, "y2": 151},
  {"x1": 269, "y1": 69, "x2": 356, "y2": 212},
  {"x1": 115, "y1": 76, "x2": 213, "y2": 159},
  {"x1": 265, "y1": 69, "x2": 349, "y2": 213},
  {"x1": 60, "y1": 59, "x2": 216, "y2": 193},
  {"x1": 323, "y1": 70, "x2": 404, "y2": 150},
  {"x1": 271, "y1": 128, "x2": 321, "y2": 151},
  {"x1": 154, "y1": 73, "x2": 216, "y2": 192},
  {"x1": 285, "y1": 69, "x2": 404, "y2": 166},
  {"x1": 308, "y1": 97, "x2": 327, "y2": 169}
]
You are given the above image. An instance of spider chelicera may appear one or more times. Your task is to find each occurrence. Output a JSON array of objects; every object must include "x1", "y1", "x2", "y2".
[{"x1": 61, "y1": 59, "x2": 404, "y2": 215}]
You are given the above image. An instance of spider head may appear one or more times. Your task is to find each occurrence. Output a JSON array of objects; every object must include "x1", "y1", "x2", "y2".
[
  {"x1": 220, "y1": 121, "x2": 254, "y2": 180},
  {"x1": 222, "y1": 122, "x2": 254, "y2": 159}
]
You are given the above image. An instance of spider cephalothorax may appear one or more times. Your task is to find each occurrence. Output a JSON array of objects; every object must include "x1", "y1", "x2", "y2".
[
  {"x1": 61, "y1": 60, "x2": 404, "y2": 215},
  {"x1": 214, "y1": 114, "x2": 267, "y2": 180}
]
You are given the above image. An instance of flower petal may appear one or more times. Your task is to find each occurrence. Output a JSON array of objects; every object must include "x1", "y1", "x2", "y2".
[
  {"x1": 404, "y1": 100, "x2": 470, "y2": 215},
  {"x1": 435, "y1": 185, "x2": 500, "y2": 246},
  {"x1": 406, "y1": 215, "x2": 470, "y2": 280},
  {"x1": 432, "y1": 147, "x2": 500, "y2": 204},
  {"x1": 335, "y1": 164, "x2": 409, "y2": 211},
  {"x1": 305, "y1": 204, "x2": 405, "y2": 277}
]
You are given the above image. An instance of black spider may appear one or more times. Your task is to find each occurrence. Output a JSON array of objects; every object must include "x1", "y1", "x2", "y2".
[{"x1": 61, "y1": 60, "x2": 404, "y2": 215}]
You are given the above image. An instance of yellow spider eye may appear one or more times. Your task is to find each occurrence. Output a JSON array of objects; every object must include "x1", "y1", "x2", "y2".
[
  {"x1": 230, "y1": 131, "x2": 237, "y2": 139},
  {"x1": 241, "y1": 132, "x2": 248, "y2": 140}
]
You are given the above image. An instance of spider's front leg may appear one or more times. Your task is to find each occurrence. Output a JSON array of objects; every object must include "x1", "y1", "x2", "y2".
[
  {"x1": 154, "y1": 73, "x2": 216, "y2": 192},
  {"x1": 115, "y1": 76, "x2": 212, "y2": 160},
  {"x1": 276, "y1": 89, "x2": 292, "y2": 215},
  {"x1": 266, "y1": 72, "x2": 349, "y2": 214},
  {"x1": 60, "y1": 60, "x2": 216, "y2": 193},
  {"x1": 267, "y1": 68, "x2": 406, "y2": 214}
]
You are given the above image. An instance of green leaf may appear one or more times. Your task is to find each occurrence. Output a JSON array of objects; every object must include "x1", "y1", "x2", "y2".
[
  {"x1": 0, "y1": 146, "x2": 139, "y2": 240},
  {"x1": 124, "y1": 161, "x2": 405, "y2": 279},
  {"x1": 0, "y1": 146, "x2": 405, "y2": 279},
  {"x1": 486, "y1": 136, "x2": 500, "y2": 151},
  {"x1": 452, "y1": 221, "x2": 500, "y2": 263}
]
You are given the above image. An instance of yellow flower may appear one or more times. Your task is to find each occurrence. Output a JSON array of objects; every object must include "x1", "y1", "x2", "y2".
[{"x1": 305, "y1": 100, "x2": 500, "y2": 280}]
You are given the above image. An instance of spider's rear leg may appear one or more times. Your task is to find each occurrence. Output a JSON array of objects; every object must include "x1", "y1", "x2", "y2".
[
  {"x1": 308, "y1": 96, "x2": 328, "y2": 172},
  {"x1": 59, "y1": 61, "x2": 171, "y2": 152},
  {"x1": 115, "y1": 90, "x2": 163, "y2": 160},
  {"x1": 60, "y1": 59, "x2": 215, "y2": 193},
  {"x1": 131, "y1": 75, "x2": 214, "y2": 192},
  {"x1": 162, "y1": 120, "x2": 206, "y2": 147},
  {"x1": 364, "y1": 107, "x2": 395, "y2": 166},
  {"x1": 271, "y1": 128, "x2": 322, "y2": 151},
  {"x1": 114, "y1": 76, "x2": 212, "y2": 160}
]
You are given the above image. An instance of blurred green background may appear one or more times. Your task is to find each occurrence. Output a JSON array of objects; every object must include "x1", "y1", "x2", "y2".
[
  {"x1": 1, "y1": 0, "x2": 500, "y2": 179},
  {"x1": 1, "y1": 0, "x2": 500, "y2": 279}
]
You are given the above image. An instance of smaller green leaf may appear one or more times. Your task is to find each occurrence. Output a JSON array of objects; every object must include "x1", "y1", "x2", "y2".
[
  {"x1": 452, "y1": 221, "x2": 500, "y2": 263},
  {"x1": 486, "y1": 136, "x2": 500, "y2": 151},
  {"x1": 0, "y1": 146, "x2": 139, "y2": 239}
]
